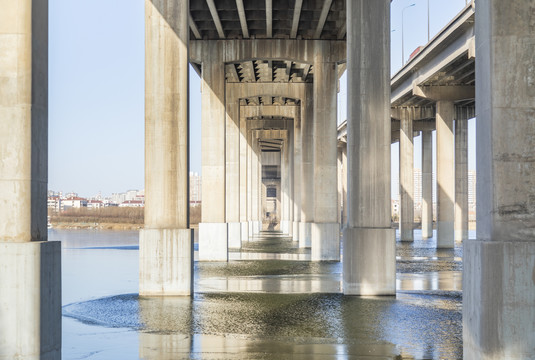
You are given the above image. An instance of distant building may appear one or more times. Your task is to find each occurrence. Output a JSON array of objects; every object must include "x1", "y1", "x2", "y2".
[
  {"x1": 87, "y1": 200, "x2": 103, "y2": 210},
  {"x1": 62, "y1": 196, "x2": 87, "y2": 209},
  {"x1": 190, "y1": 172, "x2": 202, "y2": 205},
  {"x1": 119, "y1": 200, "x2": 144, "y2": 208}
]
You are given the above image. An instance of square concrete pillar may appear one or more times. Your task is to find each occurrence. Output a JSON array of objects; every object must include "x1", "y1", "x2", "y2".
[
  {"x1": 399, "y1": 107, "x2": 414, "y2": 241},
  {"x1": 464, "y1": 1, "x2": 535, "y2": 358},
  {"x1": 454, "y1": 118, "x2": 468, "y2": 242},
  {"x1": 421, "y1": 130, "x2": 433, "y2": 239}
]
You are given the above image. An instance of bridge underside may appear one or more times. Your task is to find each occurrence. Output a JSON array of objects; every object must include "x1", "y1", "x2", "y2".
[{"x1": 1, "y1": 1, "x2": 534, "y2": 359}]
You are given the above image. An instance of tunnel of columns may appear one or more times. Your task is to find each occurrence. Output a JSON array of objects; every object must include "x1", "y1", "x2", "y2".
[{"x1": 1, "y1": 0, "x2": 534, "y2": 359}]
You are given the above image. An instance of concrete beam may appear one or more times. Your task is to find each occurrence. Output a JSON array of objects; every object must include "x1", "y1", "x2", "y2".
[
  {"x1": 189, "y1": 13, "x2": 201, "y2": 39},
  {"x1": 266, "y1": 0, "x2": 272, "y2": 38},
  {"x1": 314, "y1": 0, "x2": 333, "y2": 39},
  {"x1": 290, "y1": 0, "x2": 303, "y2": 39},
  {"x1": 413, "y1": 85, "x2": 475, "y2": 101},
  {"x1": 235, "y1": 0, "x2": 249, "y2": 38},
  {"x1": 206, "y1": 0, "x2": 225, "y2": 39}
]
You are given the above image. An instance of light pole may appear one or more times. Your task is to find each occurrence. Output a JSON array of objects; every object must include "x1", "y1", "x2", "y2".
[{"x1": 402, "y1": 3, "x2": 416, "y2": 65}]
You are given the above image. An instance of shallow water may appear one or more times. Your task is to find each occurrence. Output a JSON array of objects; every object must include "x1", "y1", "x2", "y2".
[{"x1": 51, "y1": 228, "x2": 468, "y2": 359}]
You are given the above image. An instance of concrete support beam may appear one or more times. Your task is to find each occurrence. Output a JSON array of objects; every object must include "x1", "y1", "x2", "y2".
[
  {"x1": 399, "y1": 108, "x2": 414, "y2": 241},
  {"x1": 311, "y1": 44, "x2": 339, "y2": 260},
  {"x1": 413, "y1": 85, "x2": 475, "y2": 102},
  {"x1": 464, "y1": 1, "x2": 535, "y2": 357},
  {"x1": 343, "y1": 0, "x2": 395, "y2": 295},
  {"x1": 455, "y1": 118, "x2": 468, "y2": 241},
  {"x1": 0, "y1": 3, "x2": 61, "y2": 356},
  {"x1": 200, "y1": 54, "x2": 228, "y2": 261},
  {"x1": 142, "y1": 0, "x2": 193, "y2": 294},
  {"x1": 436, "y1": 100, "x2": 455, "y2": 248},
  {"x1": 421, "y1": 130, "x2": 433, "y2": 239},
  {"x1": 290, "y1": 0, "x2": 303, "y2": 38},
  {"x1": 299, "y1": 84, "x2": 314, "y2": 247}
]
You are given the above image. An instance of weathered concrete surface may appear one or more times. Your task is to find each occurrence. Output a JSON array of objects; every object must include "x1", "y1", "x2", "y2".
[
  {"x1": 421, "y1": 131, "x2": 433, "y2": 238},
  {"x1": 399, "y1": 108, "x2": 414, "y2": 241},
  {"x1": 311, "y1": 223, "x2": 340, "y2": 261},
  {"x1": 464, "y1": 1, "x2": 535, "y2": 358},
  {"x1": 0, "y1": 0, "x2": 48, "y2": 243},
  {"x1": 299, "y1": 84, "x2": 314, "y2": 248},
  {"x1": 0, "y1": 241, "x2": 61, "y2": 360},
  {"x1": 143, "y1": 0, "x2": 192, "y2": 294},
  {"x1": 455, "y1": 118, "x2": 468, "y2": 242},
  {"x1": 343, "y1": 0, "x2": 395, "y2": 295},
  {"x1": 240, "y1": 222, "x2": 249, "y2": 242},
  {"x1": 139, "y1": 229, "x2": 193, "y2": 295},
  {"x1": 225, "y1": 86, "x2": 240, "y2": 245},
  {"x1": 227, "y1": 222, "x2": 241, "y2": 249},
  {"x1": 436, "y1": 100, "x2": 455, "y2": 248},
  {"x1": 199, "y1": 223, "x2": 228, "y2": 261}
]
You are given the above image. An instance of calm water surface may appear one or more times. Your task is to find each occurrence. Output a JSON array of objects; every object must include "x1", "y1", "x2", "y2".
[{"x1": 51, "y1": 228, "x2": 469, "y2": 359}]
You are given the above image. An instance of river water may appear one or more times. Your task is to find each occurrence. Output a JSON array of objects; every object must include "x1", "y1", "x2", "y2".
[{"x1": 51, "y1": 228, "x2": 468, "y2": 359}]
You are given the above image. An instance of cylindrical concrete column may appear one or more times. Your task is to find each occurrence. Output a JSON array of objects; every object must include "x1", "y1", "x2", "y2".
[
  {"x1": 311, "y1": 43, "x2": 340, "y2": 261},
  {"x1": 142, "y1": 0, "x2": 193, "y2": 295},
  {"x1": 0, "y1": 1, "x2": 61, "y2": 357},
  {"x1": 454, "y1": 117, "x2": 468, "y2": 242},
  {"x1": 226, "y1": 89, "x2": 241, "y2": 248},
  {"x1": 436, "y1": 100, "x2": 455, "y2": 248},
  {"x1": 292, "y1": 107, "x2": 302, "y2": 241},
  {"x1": 343, "y1": 0, "x2": 395, "y2": 295},
  {"x1": 399, "y1": 108, "x2": 414, "y2": 241},
  {"x1": 421, "y1": 130, "x2": 433, "y2": 239},
  {"x1": 199, "y1": 52, "x2": 228, "y2": 260},
  {"x1": 299, "y1": 84, "x2": 314, "y2": 247},
  {"x1": 464, "y1": 1, "x2": 535, "y2": 357}
]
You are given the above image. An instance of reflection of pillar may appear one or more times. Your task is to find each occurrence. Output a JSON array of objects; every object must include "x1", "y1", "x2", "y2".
[
  {"x1": 141, "y1": 0, "x2": 193, "y2": 295},
  {"x1": 226, "y1": 89, "x2": 241, "y2": 248},
  {"x1": 399, "y1": 108, "x2": 414, "y2": 241},
  {"x1": 421, "y1": 130, "x2": 433, "y2": 239},
  {"x1": 311, "y1": 44, "x2": 339, "y2": 261},
  {"x1": 454, "y1": 117, "x2": 468, "y2": 241},
  {"x1": 0, "y1": 1, "x2": 61, "y2": 357},
  {"x1": 465, "y1": 1, "x2": 535, "y2": 357},
  {"x1": 293, "y1": 108, "x2": 302, "y2": 241},
  {"x1": 436, "y1": 100, "x2": 454, "y2": 248},
  {"x1": 343, "y1": 0, "x2": 395, "y2": 295},
  {"x1": 199, "y1": 54, "x2": 228, "y2": 261},
  {"x1": 299, "y1": 84, "x2": 314, "y2": 247}
]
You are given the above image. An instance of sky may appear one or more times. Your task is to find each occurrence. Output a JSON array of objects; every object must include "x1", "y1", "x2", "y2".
[{"x1": 49, "y1": 0, "x2": 474, "y2": 198}]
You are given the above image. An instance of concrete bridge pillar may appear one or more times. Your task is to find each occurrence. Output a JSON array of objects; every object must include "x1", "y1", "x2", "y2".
[
  {"x1": 199, "y1": 54, "x2": 228, "y2": 261},
  {"x1": 239, "y1": 105, "x2": 249, "y2": 241},
  {"x1": 0, "y1": 2, "x2": 61, "y2": 358},
  {"x1": 251, "y1": 133, "x2": 261, "y2": 234},
  {"x1": 311, "y1": 43, "x2": 340, "y2": 261},
  {"x1": 299, "y1": 84, "x2": 314, "y2": 247},
  {"x1": 292, "y1": 106, "x2": 302, "y2": 241},
  {"x1": 436, "y1": 100, "x2": 455, "y2": 248},
  {"x1": 399, "y1": 107, "x2": 414, "y2": 241},
  {"x1": 226, "y1": 87, "x2": 241, "y2": 249},
  {"x1": 454, "y1": 117, "x2": 468, "y2": 242},
  {"x1": 464, "y1": 0, "x2": 535, "y2": 357},
  {"x1": 421, "y1": 130, "x2": 433, "y2": 239},
  {"x1": 343, "y1": 0, "x2": 395, "y2": 295},
  {"x1": 141, "y1": 0, "x2": 193, "y2": 295},
  {"x1": 281, "y1": 137, "x2": 291, "y2": 234}
]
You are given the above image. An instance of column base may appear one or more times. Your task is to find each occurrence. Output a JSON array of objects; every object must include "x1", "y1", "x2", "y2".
[
  {"x1": 342, "y1": 227, "x2": 396, "y2": 295},
  {"x1": 252, "y1": 221, "x2": 260, "y2": 235},
  {"x1": 139, "y1": 228, "x2": 193, "y2": 296},
  {"x1": 437, "y1": 221, "x2": 454, "y2": 248},
  {"x1": 240, "y1": 222, "x2": 249, "y2": 242},
  {"x1": 463, "y1": 240, "x2": 535, "y2": 359},
  {"x1": 292, "y1": 222, "x2": 300, "y2": 242},
  {"x1": 299, "y1": 222, "x2": 311, "y2": 248},
  {"x1": 400, "y1": 225, "x2": 414, "y2": 242},
  {"x1": 281, "y1": 220, "x2": 291, "y2": 235},
  {"x1": 0, "y1": 241, "x2": 61, "y2": 359},
  {"x1": 227, "y1": 222, "x2": 241, "y2": 249},
  {"x1": 199, "y1": 223, "x2": 228, "y2": 261},
  {"x1": 454, "y1": 229, "x2": 468, "y2": 242},
  {"x1": 311, "y1": 222, "x2": 340, "y2": 261},
  {"x1": 421, "y1": 223, "x2": 433, "y2": 239}
]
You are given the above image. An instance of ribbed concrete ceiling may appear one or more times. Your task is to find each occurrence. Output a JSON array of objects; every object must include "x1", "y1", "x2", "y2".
[{"x1": 189, "y1": 0, "x2": 346, "y2": 40}]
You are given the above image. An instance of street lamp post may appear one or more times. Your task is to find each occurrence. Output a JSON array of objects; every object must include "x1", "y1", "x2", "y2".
[{"x1": 402, "y1": 3, "x2": 416, "y2": 65}]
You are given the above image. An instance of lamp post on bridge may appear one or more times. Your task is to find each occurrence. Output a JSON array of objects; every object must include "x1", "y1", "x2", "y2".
[{"x1": 402, "y1": 3, "x2": 416, "y2": 65}]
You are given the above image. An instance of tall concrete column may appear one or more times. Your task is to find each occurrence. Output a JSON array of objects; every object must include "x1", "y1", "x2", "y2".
[
  {"x1": 341, "y1": 145, "x2": 348, "y2": 226},
  {"x1": 337, "y1": 147, "x2": 343, "y2": 225},
  {"x1": 421, "y1": 130, "x2": 433, "y2": 239},
  {"x1": 299, "y1": 84, "x2": 314, "y2": 247},
  {"x1": 226, "y1": 90, "x2": 241, "y2": 248},
  {"x1": 464, "y1": 1, "x2": 535, "y2": 357},
  {"x1": 288, "y1": 125, "x2": 294, "y2": 236},
  {"x1": 239, "y1": 105, "x2": 249, "y2": 241},
  {"x1": 399, "y1": 108, "x2": 414, "y2": 241},
  {"x1": 0, "y1": 1, "x2": 61, "y2": 357},
  {"x1": 311, "y1": 44, "x2": 339, "y2": 261},
  {"x1": 200, "y1": 54, "x2": 228, "y2": 261},
  {"x1": 343, "y1": 0, "x2": 395, "y2": 295},
  {"x1": 281, "y1": 139, "x2": 291, "y2": 234},
  {"x1": 436, "y1": 100, "x2": 455, "y2": 248},
  {"x1": 454, "y1": 117, "x2": 468, "y2": 242},
  {"x1": 251, "y1": 133, "x2": 261, "y2": 234},
  {"x1": 292, "y1": 108, "x2": 302, "y2": 241},
  {"x1": 247, "y1": 128, "x2": 254, "y2": 236}
]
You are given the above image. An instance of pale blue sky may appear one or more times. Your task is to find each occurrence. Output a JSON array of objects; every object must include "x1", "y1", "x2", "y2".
[{"x1": 49, "y1": 0, "x2": 474, "y2": 197}]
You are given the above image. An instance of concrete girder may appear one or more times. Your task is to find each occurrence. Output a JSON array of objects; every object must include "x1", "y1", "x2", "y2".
[
  {"x1": 314, "y1": 0, "x2": 334, "y2": 38},
  {"x1": 290, "y1": 0, "x2": 304, "y2": 38},
  {"x1": 205, "y1": 0, "x2": 225, "y2": 39},
  {"x1": 235, "y1": 0, "x2": 249, "y2": 38},
  {"x1": 413, "y1": 85, "x2": 475, "y2": 101}
]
